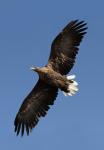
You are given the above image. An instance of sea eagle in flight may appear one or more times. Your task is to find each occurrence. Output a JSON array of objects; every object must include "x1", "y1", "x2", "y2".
[{"x1": 14, "y1": 20, "x2": 87, "y2": 136}]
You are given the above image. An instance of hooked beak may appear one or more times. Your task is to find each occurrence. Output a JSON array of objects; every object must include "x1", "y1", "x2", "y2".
[{"x1": 30, "y1": 67, "x2": 37, "y2": 71}]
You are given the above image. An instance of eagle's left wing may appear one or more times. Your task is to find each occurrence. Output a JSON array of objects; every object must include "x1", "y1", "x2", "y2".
[
  {"x1": 14, "y1": 79, "x2": 58, "y2": 136},
  {"x1": 47, "y1": 20, "x2": 87, "y2": 75}
]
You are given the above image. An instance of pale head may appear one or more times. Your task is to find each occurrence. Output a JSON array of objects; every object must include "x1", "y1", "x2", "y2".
[{"x1": 30, "y1": 66, "x2": 41, "y2": 73}]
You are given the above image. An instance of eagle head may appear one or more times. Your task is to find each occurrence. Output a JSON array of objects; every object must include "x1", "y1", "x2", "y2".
[
  {"x1": 30, "y1": 67, "x2": 41, "y2": 72},
  {"x1": 30, "y1": 67, "x2": 47, "y2": 75}
]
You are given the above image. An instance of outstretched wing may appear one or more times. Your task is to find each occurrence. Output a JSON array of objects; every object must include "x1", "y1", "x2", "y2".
[
  {"x1": 47, "y1": 20, "x2": 87, "y2": 75},
  {"x1": 14, "y1": 79, "x2": 58, "y2": 136}
]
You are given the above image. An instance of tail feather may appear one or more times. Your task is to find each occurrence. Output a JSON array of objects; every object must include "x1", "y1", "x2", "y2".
[
  {"x1": 68, "y1": 84, "x2": 78, "y2": 92},
  {"x1": 73, "y1": 81, "x2": 78, "y2": 86},
  {"x1": 63, "y1": 74, "x2": 79, "y2": 96},
  {"x1": 63, "y1": 91, "x2": 72, "y2": 96},
  {"x1": 66, "y1": 74, "x2": 76, "y2": 80}
]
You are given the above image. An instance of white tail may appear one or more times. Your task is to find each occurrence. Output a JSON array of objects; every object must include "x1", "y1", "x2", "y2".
[{"x1": 63, "y1": 74, "x2": 79, "y2": 96}]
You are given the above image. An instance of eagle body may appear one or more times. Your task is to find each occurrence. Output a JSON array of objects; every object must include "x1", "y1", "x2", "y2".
[
  {"x1": 32, "y1": 66, "x2": 72, "y2": 92},
  {"x1": 14, "y1": 20, "x2": 87, "y2": 136}
]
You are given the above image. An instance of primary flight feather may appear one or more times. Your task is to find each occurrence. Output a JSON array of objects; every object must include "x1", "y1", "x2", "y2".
[{"x1": 14, "y1": 20, "x2": 87, "y2": 136}]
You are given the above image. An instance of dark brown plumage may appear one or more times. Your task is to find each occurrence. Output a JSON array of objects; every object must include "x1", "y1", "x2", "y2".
[
  {"x1": 48, "y1": 20, "x2": 87, "y2": 74},
  {"x1": 14, "y1": 20, "x2": 87, "y2": 136},
  {"x1": 15, "y1": 80, "x2": 58, "y2": 136}
]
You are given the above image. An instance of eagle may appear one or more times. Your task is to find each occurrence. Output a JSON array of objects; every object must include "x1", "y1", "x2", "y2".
[{"x1": 14, "y1": 20, "x2": 87, "y2": 136}]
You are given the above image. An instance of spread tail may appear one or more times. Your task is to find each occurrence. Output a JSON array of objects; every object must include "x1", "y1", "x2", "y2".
[{"x1": 63, "y1": 75, "x2": 79, "y2": 96}]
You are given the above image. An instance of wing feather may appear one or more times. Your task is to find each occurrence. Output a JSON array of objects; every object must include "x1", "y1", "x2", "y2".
[
  {"x1": 48, "y1": 20, "x2": 87, "y2": 75},
  {"x1": 14, "y1": 80, "x2": 58, "y2": 136}
]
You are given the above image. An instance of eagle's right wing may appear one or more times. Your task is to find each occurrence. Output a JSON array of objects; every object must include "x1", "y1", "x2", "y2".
[{"x1": 14, "y1": 79, "x2": 58, "y2": 136}]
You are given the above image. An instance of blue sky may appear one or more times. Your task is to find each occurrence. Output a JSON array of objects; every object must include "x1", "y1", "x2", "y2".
[{"x1": 0, "y1": 0, "x2": 104, "y2": 149}]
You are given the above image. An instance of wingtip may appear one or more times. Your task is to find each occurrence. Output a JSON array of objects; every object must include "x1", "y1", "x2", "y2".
[{"x1": 71, "y1": 19, "x2": 88, "y2": 30}]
